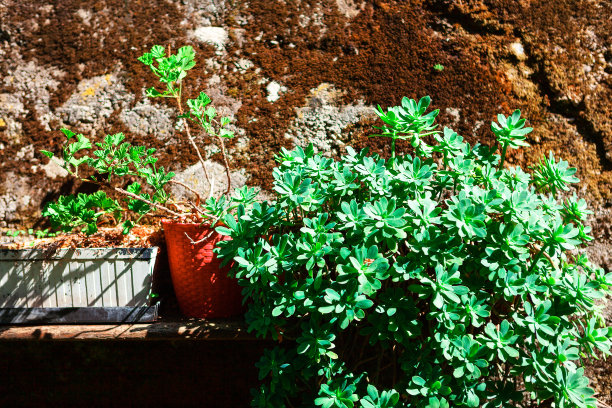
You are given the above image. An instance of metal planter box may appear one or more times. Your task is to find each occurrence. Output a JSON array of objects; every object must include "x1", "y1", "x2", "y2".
[{"x1": 0, "y1": 247, "x2": 159, "y2": 324}]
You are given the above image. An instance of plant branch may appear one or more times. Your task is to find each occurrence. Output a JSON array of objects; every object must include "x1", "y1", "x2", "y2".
[
  {"x1": 207, "y1": 171, "x2": 216, "y2": 202},
  {"x1": 183, "y1": 215, "x2": 221, "y2": 245},
  {"x1": 168, "y1": 179, "x2": 203, "y2": 206},
  {"x1": 186, "y1": 200, "x2": 205, "y2": 216},
  {"x1": 528, "y1": 243, "x2": 548, "y2": 275},
  {"x1": 175, "y1": 93, "x2": 212, "y2": 190},
  {"x1": 217, "y1": 135, "x2": 232, "y2": 196},
  {"x1": 184, "y1": 121, "x2": 212, "y2": 186},
  {"x1": 113, "y1": 186, "x2": 184, "y2": 218},
  {"x1": 61, "y1": 158, "x2": 186, "y2": 218}
]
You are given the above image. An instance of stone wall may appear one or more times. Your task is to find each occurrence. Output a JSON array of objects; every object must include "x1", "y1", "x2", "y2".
[{"x1": 0, "y1": 0, "x2": 610, "y2": 260}]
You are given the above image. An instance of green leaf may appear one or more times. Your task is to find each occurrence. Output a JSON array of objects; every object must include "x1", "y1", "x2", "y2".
[
  {"x1": 137, "y1": 52, "x2": 153, "y2": 66},
  {"x1": 122, "y1": 220, "x2": 135, "y2": 235},
  {"x1": 145, "y1": 87, "x2": 163, "y2": 97},
  {"x1": 40, "y1": 150, "x2": 54, "y2": 158},
  {"x1": 61, "y1": 128, "x2": 76, "y2": 139},
  {"x1": 150, "y1": 45, "x2": 165, "y2": 59}
]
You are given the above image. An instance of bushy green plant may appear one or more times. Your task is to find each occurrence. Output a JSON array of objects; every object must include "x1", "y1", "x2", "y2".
[
  {"x1": 2, "y1": 228, "x2": 56, "y2": 239},
  {"x1": 41, "y1": 129, "x2": 176, "y2": 234},
  {"x1": 40, "y1": 45, "x2": 242, "y2": 235},
  {"x1": 216, "y1": 96, "x2": 612, "y2": 407}
]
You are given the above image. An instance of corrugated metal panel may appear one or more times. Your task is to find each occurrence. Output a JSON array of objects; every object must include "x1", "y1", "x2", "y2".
[{"x1": 0, "y1": 248, "x2": 158, "y2": 308}]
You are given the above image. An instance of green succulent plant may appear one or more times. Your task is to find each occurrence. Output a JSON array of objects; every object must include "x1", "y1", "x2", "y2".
[{"x1": 216, "y1": 97, "x2": 611, "y2": 408}]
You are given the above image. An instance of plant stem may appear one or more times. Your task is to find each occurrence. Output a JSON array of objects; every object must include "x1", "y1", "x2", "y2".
[
  {"x1": 353, "y1": 354, "x2": 379, "y2": 371},
  {"x1": 217, "y1": 135, "x2": 232, "y2": 196},
  {"x1": 113, "y1": 186, "x2": 183, "y2": 217},
  {"x1": 374, "y1": 345, "x2": 385, "y2": 383},
  {"x1": 63, "y1": 160, "x2": 185, "y2": 218},
  {"x1": 499, "y1": 144, "x2": 508, "y2": 170},
  {"x1": 183, "y1": 219, "x2": 220, "y2": 245},
  {"x1": 174, "y1": 93, "x2": 212, "y2": 199},
  {"x1": 527, "y1": 244, "x2": 548, "y2": 275},
  {"x1": 53, "y1": 151, "x2": 188, "y2": 219}
]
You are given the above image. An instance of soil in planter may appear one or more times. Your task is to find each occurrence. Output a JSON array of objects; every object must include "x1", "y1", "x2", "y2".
[{"x1": 3, "y1": 225, "x2": 165, "y2": 250}]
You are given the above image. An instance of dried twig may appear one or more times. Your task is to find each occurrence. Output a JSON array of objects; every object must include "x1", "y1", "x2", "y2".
[
  {"x1": 533, "y1": 244, "x2": 560, "y2": 273},
  {"x1": 168, "y1": 179, "x2": 203, "y2": 206},
  {"x1": 173, "y1": 85, "x2": 212, "y2": 191},
  {"x1": 186, "y1": 201, "x2": 205, "y2": 216},
  {"x1": 183, "y1": 121, "x2": 212, "y2": 187},
  {"x1": 113, "y1": 186, "x2": 184, "y2": 218},
  {"x1": 596, "y1": 399, "x2": 612, "y2": 408},
  {"x1": 182, "y1": 216, "x2": 221, "y2": 245},
  {"x1": 207, "y1": 172, "x2": 216, "y2": 202}
]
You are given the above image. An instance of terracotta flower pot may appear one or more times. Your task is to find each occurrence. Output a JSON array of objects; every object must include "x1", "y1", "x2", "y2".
[{"x1": 162, "y1": 220, "x2": 243, "y2": 318}]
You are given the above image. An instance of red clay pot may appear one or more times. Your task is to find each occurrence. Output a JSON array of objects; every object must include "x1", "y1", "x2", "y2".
[{"x1": 162, "y1": 220, "x2": 243, "y2": 318}]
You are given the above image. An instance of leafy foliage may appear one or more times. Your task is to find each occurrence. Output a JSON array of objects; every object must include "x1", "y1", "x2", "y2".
[
  {"x1": 373, "y1": 96, "x2": 439, "y2": 158},
  {"x1": 41, "y1": 45, "x2": 240, "y2": 234},
  {"x1": 182, "y1": 91, "x2": 236, "y2": 139},
  {"x1": 43, "y1": 191, "x2": 122, "y2": 235},
  {"x1": 139, "y1": 45, "x2": 236, "y2": 141},
  {"x1": 216, "y1": 97, "x2": 611, "y2": 407},
  {"x1": 137, "y1": 45, "x2": 195, "y2": 97},
  {"x1": 41, "y1": 130, "x2": 174, "y2": 234},
  {"x1": 3, "y1": 228, "x2": 57, "y2": 240}
]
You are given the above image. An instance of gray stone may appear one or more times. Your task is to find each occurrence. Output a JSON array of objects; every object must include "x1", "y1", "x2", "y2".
[
  {"x1": 335, "y1": 0, "x2": 365, "y2": 19},
  {"x1": 0, "y1": 93, "x2": 26, "y2": 143},
  {"x1": 56, "y1": 73, "x2": 130, "y2": 133},
  {"x1": 3, "y1": 59, "x2": 63, "y2": 129},
  {"x1": 191, "y1": 27, "x2": 228, "y2": 49},
  {"x1": 169, "y1": 160, "x2": 247, "y2": 202},
  {"x1": 285, "y1": 83, "x2": 375, "y2": 155},
  {"x1": 266, "y1": 81, "x2": 286, "y2": 103},
  {"x1": 120, "y1": 97, "x2": 177, "y2": 140},
  {"x1": 40, "y1": 158, "x2": 69, "y2": 179},
  {"x1": 0, "y1": 175, "x2": 32, "y2": 222}
]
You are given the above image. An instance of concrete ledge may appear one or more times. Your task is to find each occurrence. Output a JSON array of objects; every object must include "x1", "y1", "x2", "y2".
[{"x1": 0, "y1": 319, "x2": 256, "y2": 341}]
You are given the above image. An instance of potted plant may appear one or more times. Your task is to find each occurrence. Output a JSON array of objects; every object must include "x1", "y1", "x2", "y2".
[
  {"x1": 0, "y1": 221, "x2": 162, "y2": 324},
  {"x1": 1, "y1": 127, "x2": 167, "y2": 323},
  {"x1": 0, "y1": 245, "x2": 159, "y2": 324},
  {"x1": 136, "y1": 44, "x2": 252, "y2": 318},
  {"x1": 30, "y1": 45, "x2": 254, "y2": 319},
  {"x1": 216, "y1": 97, "x2": 612, "y2": 407}
]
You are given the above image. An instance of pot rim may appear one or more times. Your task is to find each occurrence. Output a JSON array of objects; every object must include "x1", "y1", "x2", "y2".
[{"x1": 161, "y1": 219, "x2": 214, "y2": 228}]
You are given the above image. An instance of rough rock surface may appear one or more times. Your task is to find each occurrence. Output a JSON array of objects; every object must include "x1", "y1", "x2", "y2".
[
  {"x1": 284, "y1": 83, "x2": 375, "y2": 155},
  {"x1": 169, "y1": 160, "x2": 248, "y2": 202},
  {"x1": 0, "y1": 0, "x2": 611, "y2": 398}
]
